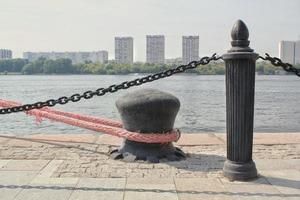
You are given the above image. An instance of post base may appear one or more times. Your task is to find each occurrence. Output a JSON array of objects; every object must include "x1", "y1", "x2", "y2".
[
  {"x1": 223, "y1": 160, "x2": 257, "y2": 181},
  {"x1": 109, "y1": 140, "x2": 186, "y2": 163}
]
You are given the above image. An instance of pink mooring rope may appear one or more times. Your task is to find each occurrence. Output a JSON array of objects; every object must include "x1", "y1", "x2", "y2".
[{"x1": 0, "y1": 99, "x2": 180, "y2": 143}]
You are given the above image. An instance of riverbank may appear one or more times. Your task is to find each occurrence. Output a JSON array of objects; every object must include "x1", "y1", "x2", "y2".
[{"x1": 0, "y1": 133, "x2": 299, "y2": 199}]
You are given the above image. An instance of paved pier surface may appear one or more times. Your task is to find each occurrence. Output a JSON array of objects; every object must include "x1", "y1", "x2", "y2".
[{"x1": 0, "y1": 133, "x2": 299, "y2": 199}]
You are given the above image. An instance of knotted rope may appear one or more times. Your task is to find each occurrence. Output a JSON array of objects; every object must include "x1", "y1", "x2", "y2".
[{"x1": 0, "y1": 99, "x2": 180, "y2": 143}]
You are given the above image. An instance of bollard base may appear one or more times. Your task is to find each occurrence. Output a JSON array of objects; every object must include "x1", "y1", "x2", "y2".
[
  {"x1": 223, "y1": 160, "x2": 257, "y2": 181},
  {"x1": 109, "y1": 139, "x2": 186, "y2": 163}
]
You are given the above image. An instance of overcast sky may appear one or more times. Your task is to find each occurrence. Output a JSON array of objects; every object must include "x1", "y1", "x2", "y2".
[{"x1": 0, "y1": 0, "x2": 299, "y2": 61}]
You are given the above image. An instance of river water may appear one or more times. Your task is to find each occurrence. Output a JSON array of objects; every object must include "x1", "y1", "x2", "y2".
[{"x1": 0, "y1": 75, "x2": 299, "y2": 135}]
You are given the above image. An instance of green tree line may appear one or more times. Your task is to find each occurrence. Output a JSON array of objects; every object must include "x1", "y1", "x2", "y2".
[{"x1": 0, "y1": 57, "x2": 299, "y2": 75}]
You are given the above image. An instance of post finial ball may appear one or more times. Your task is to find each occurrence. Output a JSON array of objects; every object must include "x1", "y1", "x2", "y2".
[
  {"x1": 229, "y1": 19, "x2": 252, "y2": 52},
  {"x1": 231, "y1": 19, "x2": 249, "y2": 41}
]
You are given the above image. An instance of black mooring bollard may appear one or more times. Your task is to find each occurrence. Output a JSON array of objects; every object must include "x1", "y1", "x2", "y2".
[
  {"x1": 222, "y1": 20, "x2": 258, "y2": 180},
  {"x1": 109, "y1": 88, "x2": 186, "y2": 163}
]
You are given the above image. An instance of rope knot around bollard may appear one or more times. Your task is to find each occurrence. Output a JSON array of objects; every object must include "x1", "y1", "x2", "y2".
[
  {"x1": 0, "y1": 99, "x2": 181, "y2": 144},
  {"x1": 175, "y1": 128, "x2": 181, "y2": 142}
]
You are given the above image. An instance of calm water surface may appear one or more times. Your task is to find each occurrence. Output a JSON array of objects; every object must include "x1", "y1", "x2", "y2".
[{"x1": 0, "y1": 75, "x2": 299, "y2": 135}]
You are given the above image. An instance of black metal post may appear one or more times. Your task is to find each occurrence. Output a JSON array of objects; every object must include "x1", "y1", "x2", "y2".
[{"x1": 222, "y1": 20, "x2": 258, "y2": 180}]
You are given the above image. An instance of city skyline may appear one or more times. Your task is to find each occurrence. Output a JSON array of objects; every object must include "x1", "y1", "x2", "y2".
[
  {"x1": 23, "y1": 51, "x2": 108, "y2": 64},
  {"x1": 3, "y1": 37, "x2": 300, "y2": 65},
  {"x1": 0, "y1": 0, "x2": 300, "y2": 61}
]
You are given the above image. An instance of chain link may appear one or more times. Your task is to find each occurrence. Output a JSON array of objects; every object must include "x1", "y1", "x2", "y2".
[
  {"x1": 0, "y1": 53, "x2": 222, "y2": 115},
  {"x1": 259, "y1": 53, "x2": 300, "y2": 77}
]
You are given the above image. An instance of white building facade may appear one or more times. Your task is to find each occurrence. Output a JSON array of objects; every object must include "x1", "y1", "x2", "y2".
[
  {"x1": 182, "y1": 36, "x2": 199, "y2": 64},
  {"x1": 146, "y1": 35, "x2": 165, "y2": 64},
  {"x1": 279, "y1": 41, "x2": 295, "y2": 65},
  {"x1": 0, "y1": 49, "x2": 12, "y2": 59},
  {"x1": 115, "y1": 37, "x2": 133, "y2": 64},
  {"x1": 295, "y1": 40, "x2": 300, "y2": 65}
]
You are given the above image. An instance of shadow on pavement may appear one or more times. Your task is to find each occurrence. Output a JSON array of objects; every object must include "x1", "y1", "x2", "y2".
[{"x1": 165, "y1": 153, "x2": 225, "y2": 172}]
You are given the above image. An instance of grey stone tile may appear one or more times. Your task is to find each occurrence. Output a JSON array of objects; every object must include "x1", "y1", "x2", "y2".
[
  {"x1": 14, "y1": 188, "x2": 74, "y2": 200},
  {"x1": 69, "y1": 178, "x2": 125, "y2": 200},
  {"x1": 0, "y1": 171, "x2": 38, "y2": 200},
  {"x1": 261, "y1": 170, "x2": 300, "y2": 199},
  {"x1": 219, "y1": 176, "x2": 270, "y2": 185},
  {"x1": 14, "y1": 177, "x2": 78, "y2": 200},
  {"x1": 0, "y1": 160, "x2": 50, "y2": 171},
  {"x1": 0, "y1": 171, "x2": 38, "y2": 185},
  {"x1": 124, "y1": 178, "x2": 178, "y2": 200},
  {"x1": 256, "y1": 159, "x2": 300, "y2": 171},
  {"x1": 174, "y1": 178, "x2": 232, "y2": 200},
  {"x1": 36, "y1": 160, "x2": 63, "y2": 178},
  {"x1": 30, "y1": 177, "x2": 79, "y2": 185},
  {"x1": 0, "y1": 160, "x2": 10, "y2": 168},
  {"x1": 221, "y1": 177, "x2": 284, "y2": 200}
]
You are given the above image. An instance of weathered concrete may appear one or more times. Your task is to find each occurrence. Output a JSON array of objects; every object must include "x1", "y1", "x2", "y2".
[
  {"x1": 0, "y1": 133, "x2": 299, "y2": 199},
  {"x1": 0, "y1": 133, "x2": 299, "y2": 178}
]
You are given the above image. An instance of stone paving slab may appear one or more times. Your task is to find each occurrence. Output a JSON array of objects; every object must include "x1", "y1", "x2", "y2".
[
  {"x1": 69, "y1": 178, "x2": 125, "y2": 200},
  {"x1": 0, "y1": 133, "x2": 299, "y2": 199},
  {"x1": 96, "y1": 135, "x2": 122, "y2": 146},
  {"x1": 124, "y1": 178, "x2": 178, "y2": 200},
  {"x1": 0, "y1": 161, "x2": 299, "y2": 199},
  {"x1": 30, "y1": 177, "x2": 79, "y2": 185},
  {"x1": 0, "y1": 160, "x2": 50, "y2": 171},
  {"x1": 261, "y1": 169, "x2": 300, "y2": 199},
  {"x1": 0, "y1": 159, "x2": 10, "y2": 168},
  {"x1": 29, "y1": 134, "x2": 98, "y2": 144},
  {"x1": 253, "y1": 133, "x2": 300, "y2": 145},
  {"x1": 0, "y1": 136, "x2": 10, "y2": 144},
  {"x1": 0, "y1": 171, "x2": 38, "y2": 200},
  {"x1": 176, "y1": 133, "x2": 224, "y2": 146},
  {"x1": 221, "y1": 177, "x2": 284, "y2": 200},
  {"x1": 174, "y1": 178, "x2": 231, "y2": 200},
  {"x1": 256, "y1": 159, "x2": 300, "y2": 171},
  {"x1": 14, "y1": 177, "x2": 77, "y2": 200},
  {"x1": 0, "y1": 133, "x2": 299, "y2": 178},
  {"x1": 36, "y1": 160, "x2": 64, "y2": 178},
  {"x1": 215, "y1": 133, "x2": 300, "y2": 145},
  {"x1": 5, "y1": 137, "x2": 45, "y2": 148}
]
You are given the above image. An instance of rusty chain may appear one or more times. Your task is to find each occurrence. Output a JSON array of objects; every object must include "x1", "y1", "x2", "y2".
[
  {"x1": 259, "y1": 53, "x2": 300, "y2": 77},
  {"x1": 0, "y1": 53, "x2": 222, "y2": 115}
]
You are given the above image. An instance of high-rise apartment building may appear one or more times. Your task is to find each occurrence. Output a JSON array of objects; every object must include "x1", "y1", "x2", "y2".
[
  {"x1": 146, "y1": 35, "x2": 165, "y2": 64},
  {"x1": 279, "y1": 41, "x2": 295, "y2": 65},
  {"x1": 115, "y1": 37, "x2": 133, "y2": 64},
  {"x1": 182, "y1": 36, "x2": 199, "y2": 64},
  {"x1": 23, "y1": 51, "x2": 108, "y2": 64},
  {"x1": 0, "y1": 49, "x2": 12, "y2": 59}
]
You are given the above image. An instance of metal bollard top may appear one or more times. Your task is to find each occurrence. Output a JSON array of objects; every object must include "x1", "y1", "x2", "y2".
[
  {"x1": 111, "y1": 88, "x2": 185, "y2": 163},
  {"x1": 116, "y1": 88, "x2": 180, "y2": 133},
  {"x1": 223, "y1": 19, "x2": 258, "y2": 60}
]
